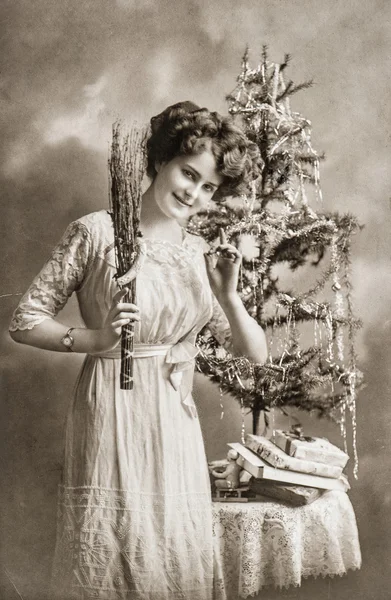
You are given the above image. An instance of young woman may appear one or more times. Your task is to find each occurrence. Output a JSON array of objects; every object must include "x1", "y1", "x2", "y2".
[{"x1": 9, "y1": 101, "x2": 267, "y2": 600}]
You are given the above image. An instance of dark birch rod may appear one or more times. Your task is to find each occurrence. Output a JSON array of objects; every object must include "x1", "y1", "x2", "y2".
[{"x1": 109, "y1": 122, "x2": 148, "y2": 390}]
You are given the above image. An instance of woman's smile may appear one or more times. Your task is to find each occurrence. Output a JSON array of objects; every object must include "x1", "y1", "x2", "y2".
[{"x1": 173, "y1": 193, "x2": 192, "y2": 208}]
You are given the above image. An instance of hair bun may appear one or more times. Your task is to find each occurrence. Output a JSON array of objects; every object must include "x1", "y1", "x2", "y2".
[{"x1": 150, "y1": 101, "x2": 201, "y2": 134}]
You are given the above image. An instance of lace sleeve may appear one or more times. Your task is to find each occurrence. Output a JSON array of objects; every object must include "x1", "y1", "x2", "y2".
[{"x1": 9, "y1": 220, "x2": 92, "y2": 332}]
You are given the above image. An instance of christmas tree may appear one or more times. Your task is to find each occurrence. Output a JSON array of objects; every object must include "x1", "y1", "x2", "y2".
[{"x1": 189, "y1": 47, "x2": 363, "y2": 471}]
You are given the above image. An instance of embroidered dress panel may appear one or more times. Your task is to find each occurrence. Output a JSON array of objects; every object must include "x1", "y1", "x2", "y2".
[{"x1": 9, "y1": 210, "x2": 232, "y2": 600}]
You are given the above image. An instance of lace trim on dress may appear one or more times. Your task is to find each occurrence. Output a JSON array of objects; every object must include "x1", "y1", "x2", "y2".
[
  {"x1": 52, "y1": 485, "x2": 214, "y2": 600},
  {"x1": 141, "y1": 231, "x2": 198, "y2": 257},
  {"x1": 9, "y1": 221, "x2": 92, "y2": 332}
]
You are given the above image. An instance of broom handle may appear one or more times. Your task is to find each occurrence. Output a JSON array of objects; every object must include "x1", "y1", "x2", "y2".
[{"x1": 120, "y1": 278, "x2": 136, "y2": 390}]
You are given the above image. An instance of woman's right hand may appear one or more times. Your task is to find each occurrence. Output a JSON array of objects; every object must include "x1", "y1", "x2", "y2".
[{"x1": 100, "y1": 288, "x2": 141, "y2": 351}]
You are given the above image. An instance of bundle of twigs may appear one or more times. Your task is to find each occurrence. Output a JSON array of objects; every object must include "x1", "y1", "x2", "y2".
[{"x1": 109, "y1": 122, "x2": 148, "y2": 390}]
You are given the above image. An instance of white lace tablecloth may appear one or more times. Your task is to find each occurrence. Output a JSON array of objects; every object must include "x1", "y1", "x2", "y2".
[{"x1": 212, "y1": 490, "x2": 361, "y2": 599}]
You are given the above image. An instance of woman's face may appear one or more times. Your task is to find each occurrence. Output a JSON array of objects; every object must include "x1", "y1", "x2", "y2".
[{"x1": 152, "y1": 149, "x2": 223, "y2": 220}]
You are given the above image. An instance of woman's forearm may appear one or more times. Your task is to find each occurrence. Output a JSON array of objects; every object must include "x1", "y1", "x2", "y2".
[
  {"x1": 10, "y1": 289, "x2": 141, "y2": 355},
  {"x1": 9, "y1": 320, "x2": 105, "y2": 354},
  {"x1": 218, "y1": 293, "x2": 268, "y2": 363}
]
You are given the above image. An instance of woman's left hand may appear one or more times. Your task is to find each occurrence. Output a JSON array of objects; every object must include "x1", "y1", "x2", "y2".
[{"x1": 204, "y1": 228, "x2": 242, "y2": 302}]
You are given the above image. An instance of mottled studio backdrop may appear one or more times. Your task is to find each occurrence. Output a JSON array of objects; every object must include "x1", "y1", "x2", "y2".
[{"x1": 1, "y1": 1, "x2": 390, "y2": 599}]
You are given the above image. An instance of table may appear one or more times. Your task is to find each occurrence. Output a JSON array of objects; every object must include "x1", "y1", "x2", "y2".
[{"x1": 212, "y1": 490, "x2": 361, "y2": 600}]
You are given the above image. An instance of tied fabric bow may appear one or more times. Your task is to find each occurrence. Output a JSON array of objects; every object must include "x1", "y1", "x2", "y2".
[{"x1": 165, "y1": 339, "x2": 200, "y2": 418}]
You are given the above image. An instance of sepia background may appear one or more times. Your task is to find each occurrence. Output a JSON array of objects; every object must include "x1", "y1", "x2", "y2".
[{"x1": 1, "y1": 0, "x2": 390, "y2": 598}]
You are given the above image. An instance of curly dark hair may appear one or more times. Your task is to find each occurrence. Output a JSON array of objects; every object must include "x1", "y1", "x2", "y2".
[{"x1": 146, "y1": 101, "x2": 261, "y2": 201}]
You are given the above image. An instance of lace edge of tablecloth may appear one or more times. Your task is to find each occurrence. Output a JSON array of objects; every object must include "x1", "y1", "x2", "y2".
[{"x1": 226, "y1": 563, "x2": 362, "y2": 598}]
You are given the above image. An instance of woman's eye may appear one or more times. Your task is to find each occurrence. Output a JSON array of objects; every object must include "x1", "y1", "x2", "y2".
[
  {"x1": 203, "y1": 184, "x2": 214, "y2": 193},
  {"x1": 183, "y1": 169, "x2": 194, "y2": 179}
]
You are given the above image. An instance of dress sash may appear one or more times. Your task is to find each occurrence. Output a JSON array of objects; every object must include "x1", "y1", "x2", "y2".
[
  {"x1": 91, "y1": 342, "x2": 173, "y2": 359},
  {"x1": 90, "y1": 341, "x2": 199, "y2": 418}
]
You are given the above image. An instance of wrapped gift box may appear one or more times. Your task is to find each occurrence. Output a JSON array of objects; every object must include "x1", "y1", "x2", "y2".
[
  {"x1": 250, "y1": 479, "x2": 324, "y2": 506},
  {"x1": 245, "y1": 434, "x2": 343, "y2": 478},
  {"x1": 272, "y1": 430, "x2": 349, "y2": 468}
]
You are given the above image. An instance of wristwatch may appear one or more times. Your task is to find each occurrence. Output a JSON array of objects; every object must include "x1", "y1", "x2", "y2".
[{"x1": 61, "y1": 328, "x2": 75, "y2": 352}]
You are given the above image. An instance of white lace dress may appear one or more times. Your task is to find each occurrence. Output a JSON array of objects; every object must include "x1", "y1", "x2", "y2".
[{"x1": 9, "y1": 210, "x2": 232, "y2": 600}]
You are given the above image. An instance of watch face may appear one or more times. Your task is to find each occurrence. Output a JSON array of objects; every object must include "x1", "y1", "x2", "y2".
[{"x1": 62, "y1": 334, "x2": 73, "y2": 347}]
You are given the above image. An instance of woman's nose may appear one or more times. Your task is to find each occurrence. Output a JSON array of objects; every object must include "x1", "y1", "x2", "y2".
[{"x1": 184, "y1": 183, "x2": 199, "y2": 201}]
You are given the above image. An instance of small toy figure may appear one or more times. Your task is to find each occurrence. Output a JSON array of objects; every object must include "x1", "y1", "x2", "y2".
[
  {"x1": 209, "y1": 449, "x2": 253, "y2": 501},
  {"x1": 210, "y1": 449, "x2": 242, "y2": 490}
]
